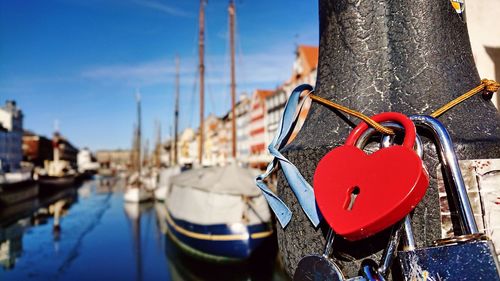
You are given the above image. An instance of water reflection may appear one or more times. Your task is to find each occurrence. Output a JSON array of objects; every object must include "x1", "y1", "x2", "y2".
[
  {"x1": 124, "y1": 201, "x2": 154, "y2": 281},
  {"x1": 153, "y1": 203, "x2": 287, "y2": 281},
  {"x1": 0, "y1": 218, "x2": 24, "y2": 269},
  {"x1": 0, "y1": 185, "x2": 78, "y2": 271},
  {"x1": 0, "y1": 178, "x2": 288, "y2": 281}
]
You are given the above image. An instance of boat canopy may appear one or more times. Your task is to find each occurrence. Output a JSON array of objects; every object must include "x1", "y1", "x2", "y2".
[{"x1": 170, "y1": 163, "x2": 261, "y2": 196}]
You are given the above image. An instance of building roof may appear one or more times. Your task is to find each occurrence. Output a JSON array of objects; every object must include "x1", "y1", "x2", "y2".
[
  {"x1": 298, "y1": 45, "x2": 319, "y2": 71},
  {"x1": 254, "y1": 89, "x2": 274, "y2": 100},
  {"x1": 287, "y1": 45, "x2": 319, "y2": 85}
]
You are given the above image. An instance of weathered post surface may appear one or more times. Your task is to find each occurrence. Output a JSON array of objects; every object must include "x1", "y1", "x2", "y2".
[{"x1": 278, "y1": 0, "x2": 500, "y2": 278}]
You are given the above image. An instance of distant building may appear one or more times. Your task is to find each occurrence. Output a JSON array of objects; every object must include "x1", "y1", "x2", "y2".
[
  {"x1": 95, "y1": 149, "x2": 130, "y2": 171},
  {"x1": 282, "y1": 45, "x2": 319, "y2": 95},
  {"x1": 23, "y1": 131, "x2": 78, "y2": 169},
  {"x1": 282, "y1": 45, "x2": 318, "y2": 141},
  {"x1": 264, "y1": 88, "x2": 287, "y2": 146},
  {"x1": 22, "y1": 131, "x2": 53, "y2": 167},
  {"x1": 217, "y1": 113, "x2": 231, "y2": 165},
  {"x1": 178, "y1": 128, "x2": 196, "y2": 166},
  {"x1": 52, "y1": 132, "x2": 78, "y2": 168},
  {"x1": 261, "y1": 45, "x2": 319, "y2": 155},
  {"x1": 0, "y1": 101, "x2": 24, "y2": 172},
  {"x1": 235, "y1": 95, "x2": 251, "y2": 163},
  {"x1": 202, "y1": 114, "x2": 221, "y2": 166},
  {"x1": 249, "y1": 89, "x2": 274, "y2": 169}
]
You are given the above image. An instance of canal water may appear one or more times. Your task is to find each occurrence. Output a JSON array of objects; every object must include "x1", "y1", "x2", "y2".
[{"x1": 0, "y1": 178, "x2": 289, "y2": 281}]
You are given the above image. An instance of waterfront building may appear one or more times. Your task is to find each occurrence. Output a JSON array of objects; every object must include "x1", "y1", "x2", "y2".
[
  {"x1": 217, "y1": 113, "x2": 231, "y2": 165},
  {"x1": 178, "y1": 128, "x2": 196, "y2": 166},
  {"x1": 282, "y1": 45, "x2": 318, "y2": 141},
  {"x1": 264, "y1": 88, "x2": 287, "y2": 147},
  {"x1": 235, "y1": 95, "x2": 251, "y2": 164},
  {"x1": 95, "y1": 149, "x2": 131, "y2": 171},
  {"x1": 249, "y1": 89, "x2": 274, "y2": 169},
  {"x1": 51, "y1": 132, "x2": 79, "y2": 168},
  {"x1": 262, "y1": 46, "x2": 318, "y2": 151},
  {"x1": 24, "y1": 130, "x2": 79, "y2": 172},
  {"x1": 201, "y1": 114, "x2": 221, "y2": 166},
  {"x1": 0, "y1": 101, "x2": 23, "y2": 172},
  {"x1": 161, "y1": 139, "x2": 174, "y2": 166},
  {"x1": 22, "y1": 131, "x2": 53, "y2": 168}
]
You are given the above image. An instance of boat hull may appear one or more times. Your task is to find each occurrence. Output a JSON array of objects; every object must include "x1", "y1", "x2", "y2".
[
  {"x1": 0, "y1": 180, "x2": 39, "y2": 207},
  {"x1": 154, "y1": 186, "x2": 167, "y2": 201},
  {"x1": 124, "y1": 188, "x2": 153, "y2": 203},
  {"x1": 37, "y1": 175, "x2": 76, "y2": 196},
  {"x1": 164, "y1": 211, "x2": 273, "y2": 261}
]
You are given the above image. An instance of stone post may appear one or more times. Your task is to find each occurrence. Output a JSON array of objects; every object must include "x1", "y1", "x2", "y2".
[{"x1": 278, "y1": 0, "x2": 500, "y2": 278}]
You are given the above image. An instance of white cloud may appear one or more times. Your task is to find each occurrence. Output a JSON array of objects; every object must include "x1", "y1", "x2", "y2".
[
  {"x1": 81, "y1": 50, "x2": 294, "y2": 90},
  {"x1": 132, "y1": 0, "x2": 193, "y2": 18}
]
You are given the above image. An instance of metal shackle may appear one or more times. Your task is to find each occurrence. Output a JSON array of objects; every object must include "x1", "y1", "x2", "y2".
[
  {"x1": 409, "y1": 115, "x2": 479, "y2": 235},
  {"x1": 355, "y1": 121, "x2": 423, "y2": 279},
  {"x1": 378, "y1": 123, "x2": 421, "y2": 252}
]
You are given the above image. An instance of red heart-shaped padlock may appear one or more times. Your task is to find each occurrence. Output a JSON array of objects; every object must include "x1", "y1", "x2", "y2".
[{"x1": 314, "y1": 112, "x2": 429, "y2": 241}]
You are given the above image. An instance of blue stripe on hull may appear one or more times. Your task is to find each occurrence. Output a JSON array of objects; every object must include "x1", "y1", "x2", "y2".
[{"x1": 166, "y1": 212, "x2": 272, "y2": 260}]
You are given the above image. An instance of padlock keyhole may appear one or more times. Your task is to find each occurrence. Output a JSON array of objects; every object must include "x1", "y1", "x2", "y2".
[{"x1": 346, "y1": 186, "x2": 360, "y2": 211}]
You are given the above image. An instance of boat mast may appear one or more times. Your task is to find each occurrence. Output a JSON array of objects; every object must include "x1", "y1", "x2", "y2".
[
  {"x1": 174, "y1": 56, "x2": 180, "y2": 166},
  {"x1": 136, "y1": 92, "x2": 142, "y2": 177},
  {"x1": 229, "y1": 0, "x2": 237, "y2": 159},
  {"x1": 198, "y1": 0, "x2": 206, "y2": 165},
  {"x1": 156, "y1": 120, "x2": 161, "y2": 168}
]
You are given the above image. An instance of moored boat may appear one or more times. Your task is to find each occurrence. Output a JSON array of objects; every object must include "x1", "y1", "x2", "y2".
[
  {"x1": 37, "y1": 174, "x2": 75, "y2": 188},
  {"x1": 0, "y1": 171, "x2": 38, "y2": 206},
  {"x1": 124, "y1": 186, "x2": 152, "y2": 203},
  {"x1": 35, "y1": 131, "x2": 77, "y2": 194},
  {"x1": 165, "y1": 163, "x2": 273, "y2": 261},
  {"x1": 154, "y1": 166, "x2": 181, "y2": 201}
]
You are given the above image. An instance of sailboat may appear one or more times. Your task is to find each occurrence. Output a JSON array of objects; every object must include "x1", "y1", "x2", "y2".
[
  {"x1": 124, "y1": 93, "x2": 154, "y2": 203},
  {"x1": 154, "y1": 57, "x2": 182, "y2": 202},
  {"x1": 164, "y1": 0, "x2": 273, "y2": 261}
]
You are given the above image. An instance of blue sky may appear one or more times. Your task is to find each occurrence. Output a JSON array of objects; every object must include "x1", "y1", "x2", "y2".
[{"x1": 0, "y1": 0, "x2": 318, "y2": 150}]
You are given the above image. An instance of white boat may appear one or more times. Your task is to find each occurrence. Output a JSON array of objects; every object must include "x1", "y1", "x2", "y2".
[
  {"x1": 154, "y1": 166, "x2": 181, "y2": 201},
  {"x1": 36, "y1": 132, "x2": 77, "y2": 193},
  {"x1": 124, "y1": 170, "x2": 154, "y2": 203},
  {"x1": 77, "y1": 148, "x2": 100, "y2": 175},
  {"x1": 124, "y1": 187, "x2": 152, "y2": 203},
  {"x1": 165, "y1": 162, "x2": 273, "y2": 261}
]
